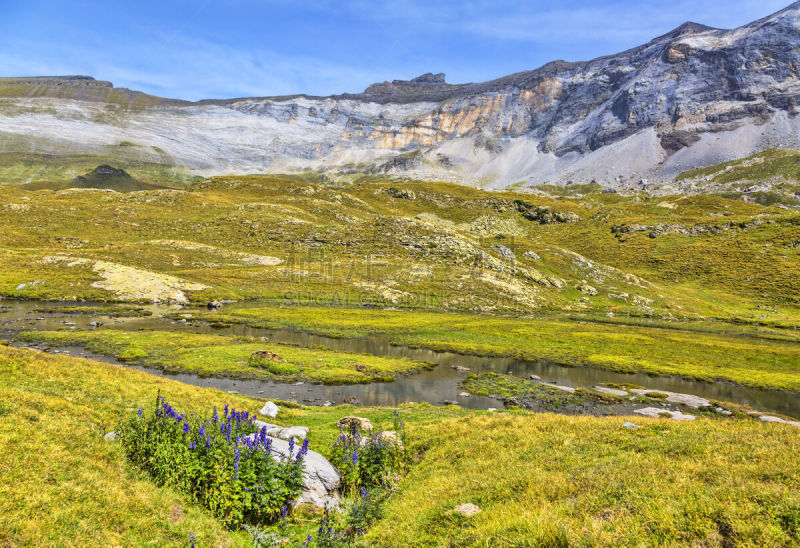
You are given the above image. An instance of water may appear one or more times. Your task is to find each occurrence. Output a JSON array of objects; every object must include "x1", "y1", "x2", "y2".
[{"x1": 2, "y1": 300, "x2": 799, "y2": 418}]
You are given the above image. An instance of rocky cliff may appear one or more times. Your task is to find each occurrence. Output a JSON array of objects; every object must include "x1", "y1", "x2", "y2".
[{"x1": 2, "y1": 2, "x2": 800, "y2": 189}]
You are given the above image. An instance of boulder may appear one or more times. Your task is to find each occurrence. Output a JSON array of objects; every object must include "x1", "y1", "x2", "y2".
[
  {"x1": 343, "y1": 395, "x2": 360, "y2": 405},
  {"x1": 276, "y1": 426, "x2": 309, "y2": 440},
  {"x1": 244, "y1": 434, "x2": 341, "y2": 509},
  {"x1": 253, "y1": 420, "x2": 279, "y2": 430},
  {"x1": 576, "y1": 283, "x2": 598, "y2": 296},
  {"x1": 103, "y1": 431, "x2": 117, "y2": 441},
  {"x1": 207, "y1": 300, "x2": 222, "y2": 309},
  {"x1": 379, "y1": 430, "x2": 402, "y2": 446},
  {"x1": 259, "y1": 401, "x2": 280, "y2": 418},
  {"x1": 337, "y1": 416, "x2": 373, "y2": 432},
  {"x1": 523, "y1": 251, "x2": 540, "y2": 261},
  {"x1": 452, "y1": 365, "x2": 471, "y2": 373},
  {"x1": 622, "y1": 422, "x2": 640, "y2": 429},
  {"x1": 493, "y1": 244, "x2": 515, "y2": 260}
]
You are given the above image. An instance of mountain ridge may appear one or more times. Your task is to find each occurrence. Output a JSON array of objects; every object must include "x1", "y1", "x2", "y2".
[{"x1": 2, "y1": 2, "x2": 800, "y2": 189}]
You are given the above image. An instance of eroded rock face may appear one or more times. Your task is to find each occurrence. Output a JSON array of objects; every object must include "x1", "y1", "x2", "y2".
[{"x1": 3, "y1": 6, "x2": 800, "y2": 187}]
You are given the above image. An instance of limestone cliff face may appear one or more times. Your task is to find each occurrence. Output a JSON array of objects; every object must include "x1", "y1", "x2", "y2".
[{"x1": 3, "y1": 3, "x2": 800, "y2": 188}]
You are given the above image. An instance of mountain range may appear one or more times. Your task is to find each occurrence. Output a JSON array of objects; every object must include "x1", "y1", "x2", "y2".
[{"x1": 3, "y1": 2, "x2": 800, "y2": 190}]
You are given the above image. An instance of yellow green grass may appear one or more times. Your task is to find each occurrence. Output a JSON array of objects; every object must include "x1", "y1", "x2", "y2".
[
  {"x1": 1, "y1": 173, "x2": 799, "y2": 320},
  {"x1": 2, "y1": 346, "x2": 800, "y2": 546},
  {"x1": 216, "y1": 304, "x2": 800, "y2": 391},
  {"x1": 15, "y1": 329, "x2": 431, "y2": 384}
]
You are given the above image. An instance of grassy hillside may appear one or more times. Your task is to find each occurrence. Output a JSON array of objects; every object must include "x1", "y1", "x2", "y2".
[
  {"x1": 2, "y1": 346, "x2": 799, "y2": 546},
  {"x1": 0, "y1": 174, "x2": 798, "y2": 327},
  {"x1": 677, "y1": 148, "x2": 800, "y2": 206}
]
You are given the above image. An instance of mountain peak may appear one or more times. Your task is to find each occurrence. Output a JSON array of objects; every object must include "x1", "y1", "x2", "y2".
[{"x1": 410, "y1": 73, "x2": 446, "y2": 84}]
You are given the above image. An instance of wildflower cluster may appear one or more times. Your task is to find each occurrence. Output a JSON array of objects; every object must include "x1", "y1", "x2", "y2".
[
  {"x1": 298, "y1": 487, "x2": 391, "y2": 546},
  {"x1": 120, "y1": 395, "x2": 305, "y2": 527},
  {"x1": 329, "y1": 411, "x2": 408, "y2": 495}
]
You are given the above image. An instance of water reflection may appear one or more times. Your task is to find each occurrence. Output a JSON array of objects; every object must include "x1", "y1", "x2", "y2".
[{"x1": 1, "y1": 301, "x2": 799, "y2": 417}]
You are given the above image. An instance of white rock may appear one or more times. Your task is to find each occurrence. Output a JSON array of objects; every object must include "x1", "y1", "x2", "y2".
[
  {"x1": 454, "y1": 503, "x2": 481, "y2": 517},
  {"x1": 244, "y1": 434, "x2": 341, "y2": 509},
  {"x1": 103, "y1": 431, "x2": 117, "y2": 441},
  {"x1": 593, "y1": 386, "x2": 628, "y2": 397},
  {"x1": 277, "y1": 426, "x2": 310, "y2": 440},
  {"x1": 634, "y1": 407, "x2": 695, "y2": 421},
  {"x1": 630, "y1": 389, "x2": 710, "y2": 408},
  {"x1": 541, "y1": 383, "x2": 576, "y2": 393},
  {"x1": 759, "y1": 415, "x2": 800, "y2": 427},
  {"x1": 458, "y1": 391, "x2": 471, "y2": 397},
  {"x1": 622, "y1": 422, "x2": 640, "y2": 429},
  {"x1": 253, "y1": 420, "x2": 279, "y2": 430},
  {"x1": 529, "y1": 374, "x2": 541, "y2": 380},
  {"x1": 259, "y1": 401, "x2": 279, "y2": 418}
]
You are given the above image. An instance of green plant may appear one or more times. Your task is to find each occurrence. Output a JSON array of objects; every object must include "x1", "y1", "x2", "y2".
[
  {"x1": 119, "y1": 394, "x2": 306, "y2": 528},
  {"x1": 329, "y1": 413, "x2": 407, "y2": 495}
]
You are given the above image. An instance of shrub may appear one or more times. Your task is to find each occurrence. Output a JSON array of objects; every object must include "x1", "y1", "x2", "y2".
[
  {"x1": 329, "y1": 411, "x2": 407, "y2": 495},
  {"x1": 119, "y1": 395, "x2": 306, "y2": 527}
]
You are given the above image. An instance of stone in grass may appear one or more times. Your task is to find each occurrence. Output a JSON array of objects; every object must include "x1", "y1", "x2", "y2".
[
  {"x1": 259, "y1": 401, "x2": 280, "y2": 418},
  {"x1": 759, "y1": 415, "x2": 800, "y2": 427},
  {"x1": 593, "y1": 385, "x2": 628, "y2": 397},
  {"x1": 454, "y1": 503, "x2": 482, "y2": 517},
  {"x1": 337, "y1": 416, "x2": 373, "y2": 432},
  {"x1": 634, "y1": 407, "x2": 695, "y2": 421},
  {"x1": 622, "y1": 422, "x2": 640, "y2": 429},
  {"x1": 380, "y1": 430, "x2": 403, "y2": 446},
  {"x1": 629, "y1": 389, "x2": 710, "y2": 409},
  {"x1": 253, "y1": 420, "x2": 279, "y2": 430},
  {"x1": 103, "y1": 431, "x2": 118, "y2": 441}
]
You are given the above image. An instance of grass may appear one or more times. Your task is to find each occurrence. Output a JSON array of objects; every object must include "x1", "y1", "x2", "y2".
[
  {"x1": 214, "y1": 304, "x2": 800, "y2": 391},
  {"x1": 0, "y1": 171, "x2": 799, "y2": 322},
  {"x1": 32, "y1": 304, "x2": 153, "y2": 317},
  {"x1": 2, "y1": 346, "x2": 800, "y2": 546},
  {"x1": 15, "y1": 328, "x2": 433, "y2": 384},
  {"x1": 462, "y1": 372, "x2": 624, "y2": 406}
]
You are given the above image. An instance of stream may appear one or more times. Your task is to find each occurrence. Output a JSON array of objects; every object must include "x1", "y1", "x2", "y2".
[{"x1": 1, "y1": 300, "x2": 799, "y2": 418}]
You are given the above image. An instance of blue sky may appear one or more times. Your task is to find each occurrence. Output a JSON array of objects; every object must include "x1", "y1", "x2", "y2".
[{"x1": 0, "y1": 0, "x2": 791, "y2": 100}]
